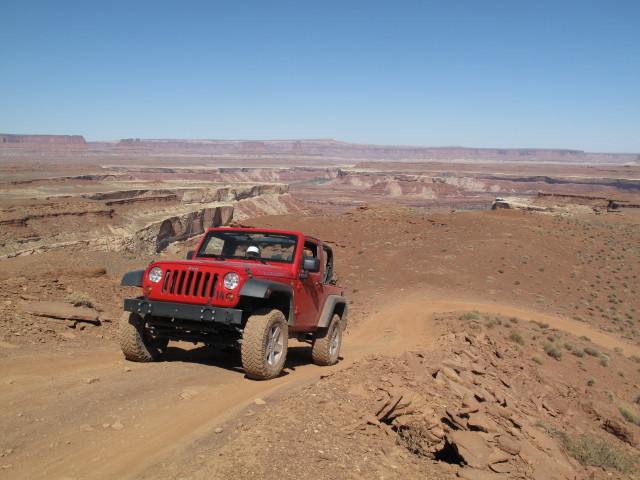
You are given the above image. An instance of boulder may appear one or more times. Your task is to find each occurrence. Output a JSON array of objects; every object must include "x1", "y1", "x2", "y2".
[{"x1": 448, "y1": 431, "x2": 508, "y2": 469}]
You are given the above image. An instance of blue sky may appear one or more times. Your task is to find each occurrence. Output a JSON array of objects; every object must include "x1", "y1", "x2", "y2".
[{"x1": 1, "y1": 0, "x2": 639, "y2": 152}]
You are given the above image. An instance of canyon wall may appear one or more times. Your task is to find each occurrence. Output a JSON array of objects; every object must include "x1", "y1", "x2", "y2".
[{"x1": 0, "y1": 183, "x2": 304, "y2": 257}]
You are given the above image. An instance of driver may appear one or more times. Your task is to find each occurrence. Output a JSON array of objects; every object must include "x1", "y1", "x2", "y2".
[{"x1": 246, "y1": 245, "x2": 260, "y2": 258}]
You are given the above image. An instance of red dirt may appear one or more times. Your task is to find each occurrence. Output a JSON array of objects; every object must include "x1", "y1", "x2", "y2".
[
  {"x1": 0, "y1": 151, "x2": 639, "y2": 479},
  {"x1": 1, "y1": 203, "x2": 639, "y2": 479}
]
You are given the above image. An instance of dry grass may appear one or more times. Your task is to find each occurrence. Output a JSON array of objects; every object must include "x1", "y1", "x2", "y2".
[
  {"x1": 543, "y1": 342, "x2": 563, "y2": 360},
  {"x1": 619, "y1": 406, "x2": 640, "y2": 426},
  {"x1": 559, "y1": 433, "x2": 638, "y2": 473},
  {"x1": 66, "y1": 292, "x2": 97, "y2": 309}
]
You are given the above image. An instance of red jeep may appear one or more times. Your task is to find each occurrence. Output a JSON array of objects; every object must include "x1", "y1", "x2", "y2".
[{"x1": 119, "y1": 228, "x2": 347, "y2": 380}]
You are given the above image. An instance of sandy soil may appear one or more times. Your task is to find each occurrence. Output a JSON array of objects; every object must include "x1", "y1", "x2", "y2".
[{"x1": 3, "y1": 295, "x2": 637, "y2": 480}]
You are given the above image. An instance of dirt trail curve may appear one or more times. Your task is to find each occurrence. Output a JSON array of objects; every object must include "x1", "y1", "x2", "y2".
[{"x1": 0, "y1": 298, "x2": 636, "y2": 480}]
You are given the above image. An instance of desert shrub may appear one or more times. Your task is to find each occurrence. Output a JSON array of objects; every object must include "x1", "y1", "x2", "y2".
[
  {"x1": 66, "y1": 292, "x2": 96, "y2": 309},
  {"x1": 617, "y1": 370, "x2": 625, "y2": 378},
  {"x1": 509, "y1": 317, "x2": 519, "y2": 324},
  {"x1": 614, "y1": 347, "x2": 624, "y2": 355},
  {"x1": 559, "y1": 433, "x2": 638, "y2": 473},
  {"x1": 395, "y1": 424, "x2": 430, "y2": 458},
  {"x1": 584, "y1": 346, "x2": 600, "y2": 357},
  {"x1": 600, "y1": 355, "x2": 610, "y2": 367},
  {"x1": 459, "y1": 312, "x2": 481, "y2": 321},
  {"x1": 509, "y1": 330, "x2": 525, "y2": 345},
  {"x1": 531, "y1": 355, "x2": 543, "y2": 365},
  {"x1": 579, "y1": 335, "x2": 592, "y2": 341},
  {"x1": 543, "y1": 343, "x2": 563, "y2": 360},
  {"x1": 532, "y1": 321, "x2": 550, "y2": 329},
  {"x1": 630, "y1": 355, "x2": 640, "y2": 364},
  {"x1": 587, "y1": 378, "x2": 595, "y2": 387},
  {"x1": 619, "y1": 406, "x2": 640, "y2": 426},
  {"x1": 485, "y1": 316, "x2": 502, "y2": 328},
  {"x1": 571, "y1": 347, "x2": 585, "y2": 358}
]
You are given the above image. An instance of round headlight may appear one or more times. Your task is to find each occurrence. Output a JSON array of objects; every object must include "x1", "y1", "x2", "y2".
[
  {"x1": 148, "y1": 266, "x2": 163, "y2": 283},
  {"x1": 223, "y1": 272, "x2": 240, "y2": 290}
]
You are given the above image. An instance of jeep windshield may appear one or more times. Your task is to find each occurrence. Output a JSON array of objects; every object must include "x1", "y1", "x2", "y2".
[{"x1": 196, "y1": 230, "x2": 298, "y2": 263}]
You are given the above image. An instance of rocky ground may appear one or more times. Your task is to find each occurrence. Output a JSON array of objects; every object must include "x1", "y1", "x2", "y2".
[{"x1": 0, "y1": 202, "x2": 639, "y2": 479}]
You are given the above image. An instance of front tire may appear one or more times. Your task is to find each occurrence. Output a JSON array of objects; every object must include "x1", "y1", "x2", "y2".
[
  {"x1": 312, "y1": 314, "x2": 343, "y2": 366},
  {"x1": 241, "y1": 309, "x2": 288, "y2": 380},
  {"x1": 119, "y1": 312, "x2": 168, "y2": 362}
]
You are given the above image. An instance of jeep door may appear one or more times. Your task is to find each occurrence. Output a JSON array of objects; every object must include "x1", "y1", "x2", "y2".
[{"x1": 293, "y1": 238, "x2": 328, "y2": 330}]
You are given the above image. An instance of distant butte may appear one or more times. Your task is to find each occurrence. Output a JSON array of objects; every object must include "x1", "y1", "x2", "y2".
[{"x1": 1, "y1": 133, "x2": 639, "y2": 164}]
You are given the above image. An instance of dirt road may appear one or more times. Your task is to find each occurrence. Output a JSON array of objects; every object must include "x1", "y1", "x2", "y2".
[{"x1": 1, "y1": 296, "x2": 637, "y2": 479}]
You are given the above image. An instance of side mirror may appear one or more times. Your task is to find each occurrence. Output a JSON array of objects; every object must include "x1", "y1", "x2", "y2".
[
  {"x1": 300, "y1": 257, "x2": 321, "y2": 279},
  {"x1": 186, "y1": 250, "x2": 195, "y2": 260},
  {"x1": 304, "y1": 257, "x2": 321, "y2": 273}
]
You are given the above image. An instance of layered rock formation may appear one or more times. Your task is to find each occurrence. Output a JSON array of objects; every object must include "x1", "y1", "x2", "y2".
[
  {"x1": 1, "y1": 134, "x2": 86, "y2": 145},
  {"x1": 0, "y1": 183, "x2": 304, "y2": 257},
  {"x1": 2, "y1": 134, "x2": 638, "y2": 164}
]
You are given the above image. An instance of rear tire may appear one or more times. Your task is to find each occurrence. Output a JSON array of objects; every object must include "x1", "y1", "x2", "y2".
[
  {"x1": 119, "y1": 312, "x2": 168, "y2": 362},
  {"x1": 312, "y1": 314, "x2": 342, "y2": 366},
  {"x1": 241, "y1": 309, "x2": 288, "y2": 380}
]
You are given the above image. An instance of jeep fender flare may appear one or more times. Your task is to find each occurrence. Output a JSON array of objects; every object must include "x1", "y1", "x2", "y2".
[
  {"x1": 121, "y1": 270, "x2": 145, "y2": 287},
  {"x1": 317, "y1": 295, "x2": 348, "y2": 329},
  {"x1": 239, "y1": 278, "x2": 295, "y2": 326}
]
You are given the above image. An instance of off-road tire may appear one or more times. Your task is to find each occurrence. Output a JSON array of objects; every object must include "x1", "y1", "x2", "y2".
[
  {"x1": 119, "y1": 312, "x2": 168, "y2": 362},
  {"x1": 312, "y1": 314, "x2": 342, "y2": 366},
  {"x1": 241, "y1": 309, "x2": 288, "y2": 380}
]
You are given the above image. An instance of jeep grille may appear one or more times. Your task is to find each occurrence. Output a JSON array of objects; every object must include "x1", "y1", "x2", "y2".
[{"x1": 161, "y1": 268, "x2": 219, "y2": 299}]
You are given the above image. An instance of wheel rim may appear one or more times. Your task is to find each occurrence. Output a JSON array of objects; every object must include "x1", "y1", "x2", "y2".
[
  {"x1": 266, "y1": 324, "x2": 284, "y2": 366},
  {"x1": 328, "y1": 323, "x2": 340, "y2": 356}
]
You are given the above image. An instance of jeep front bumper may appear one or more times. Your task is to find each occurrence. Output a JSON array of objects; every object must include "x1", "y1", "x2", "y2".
[{"x1": 124, "y1": 298, "x2": 243, "y2": 325}]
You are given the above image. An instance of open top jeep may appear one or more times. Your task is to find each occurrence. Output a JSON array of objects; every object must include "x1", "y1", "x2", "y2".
[{"x1": 120, "y1": 228, "x2": 347, "y2": 380}]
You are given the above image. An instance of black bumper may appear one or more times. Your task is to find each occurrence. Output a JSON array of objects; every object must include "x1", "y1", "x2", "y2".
[{"x1": 124, "y1": 298, "x2": 243, "y2": 325}]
